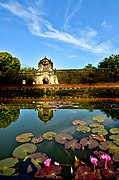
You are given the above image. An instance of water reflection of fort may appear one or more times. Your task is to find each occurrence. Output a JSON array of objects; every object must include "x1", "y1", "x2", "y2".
[
  {"x1": 1, "y1": 100, "x2": 119, "y2": 128},
  {"x1": 0, "y1": 101, "x2": 58, "y2": 127},
  {"x1": 37, "y1": 107, "x2": 53, "y2": 123}
]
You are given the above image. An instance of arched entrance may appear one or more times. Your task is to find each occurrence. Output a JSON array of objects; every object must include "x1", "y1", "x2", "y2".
[{"x1": 43, "y1": 78, "x2": 49, "y2": 84}]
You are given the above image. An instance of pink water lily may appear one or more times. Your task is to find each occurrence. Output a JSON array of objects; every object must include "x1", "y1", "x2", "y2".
[
  {"x1": 101, "y1": 154, "x2": 111, "y2": 169},
  {"x1": 101, "y1": 154, "x2": 111, "y2": 161},
  {"x1": 90, "y1": 156, "x2": 98, "y2": 166},
  {"x1": 44, "y1": 158, "x2": 51, "y2": 166},
  {"x1": 90, "y1": 156, "x2": 98, "y2": 173}
]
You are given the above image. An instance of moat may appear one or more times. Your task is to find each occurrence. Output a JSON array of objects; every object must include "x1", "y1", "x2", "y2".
[{"x1": 0, "y1": 99, "x2": 119, "y2": 179}]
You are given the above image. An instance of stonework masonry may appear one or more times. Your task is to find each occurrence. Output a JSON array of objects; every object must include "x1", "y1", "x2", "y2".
[{"x1": 35, "y1": 57, "x2": 59, "y2": 84}]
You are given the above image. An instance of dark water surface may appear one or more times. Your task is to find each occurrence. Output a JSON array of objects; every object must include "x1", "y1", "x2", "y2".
[{"x1": 0, "y1": 100, "x2": 119, "y2": 179}]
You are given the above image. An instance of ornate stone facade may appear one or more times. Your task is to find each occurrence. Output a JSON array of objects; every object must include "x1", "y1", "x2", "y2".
[{"x1": 35, "y1": 57, "x2": 59, "y2": 84}]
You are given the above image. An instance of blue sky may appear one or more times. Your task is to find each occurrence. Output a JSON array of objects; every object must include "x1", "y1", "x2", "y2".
[{"x1": 0, "y1": 0, "x2": 119, "y2": 69}]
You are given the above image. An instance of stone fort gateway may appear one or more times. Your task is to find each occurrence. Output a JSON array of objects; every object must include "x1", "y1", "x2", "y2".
[{"x1": 35, "y1": 56, "x2": 59, "y2": 84}]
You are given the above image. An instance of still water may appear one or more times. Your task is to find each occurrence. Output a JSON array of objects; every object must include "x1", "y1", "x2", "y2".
[{"x1": 0, "y1": 100, "x2": 119, "y2": 179}]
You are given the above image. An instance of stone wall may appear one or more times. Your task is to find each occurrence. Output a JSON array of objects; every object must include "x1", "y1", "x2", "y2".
[{"x1": 55, "y1": 68, "x2": 119, "y2": 84}]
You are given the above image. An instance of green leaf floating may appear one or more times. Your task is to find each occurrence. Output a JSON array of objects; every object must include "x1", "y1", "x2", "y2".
[
  {"x1": 80, "y1": 137, "x2": 89, "y2": 146},
  {"x1": 0, "y1": 157, "x2": 18, "y2": 176},
  {"x1": 55, "y1": 133, "x2": 73, "y2": 144},
  {"x1": 80, "y1": 137, "x2": 99, "y2": 149},
  {"x1": 43, "y1": 132, "x2": 56, "y2": 140},
  {"x1": 65, "y1": 139, "x2": 81, "y2": 151},
  {"x1": 92, "y1": 117, "x2": 104, "y2": 122},
  {"x1": 88, "y1": 138, "x2": 99, "y2": 149},
  {"x1": 90, "y1": 134, "x2": 106, "y2": 142},
  {"x1": 29, "y1": 152, "x2": 48, "y2": 164},
  {"x1": 109, "y1": 134, "x2": 119, "y2": 141},
  {"x1": 114, "y1": 139, "x2": 119, "y2": 146},
  {"x1": 72, "y1": 120, "x2": 86, "y2": 126},
  {"x1": 16, "y1": 133, "x2": 34, "y2": 143},
  {"x1": 76, "y1": 126, "x2": 90, "y2": 133},
  {"x1": 31, "y1": 137, "x2": 43, "y2": 144},
  {"x1": 109, "y1": 144, "x2": 119, "y2": 154},
  {"x1": 99, "y1": 141, "x2": 112, "y2": 150},
  {"x1": 89, "y1": 123, "x2": 104, "y2": 129},
  {"x1": 13, "y1": 143, "x2": 37, "y2": 159},
  {"x1": 109, "y1": 134, "x2": 119, "y2": 145},
  {"x1": 92, "y1": 127, "x2": 108, "y2": 135},
  {"x1": 110, "y1": 128, "x2": 119, "y2": 134},
  {"x1": 113, "y1": 153, "x2": 119, "y2": 162}
]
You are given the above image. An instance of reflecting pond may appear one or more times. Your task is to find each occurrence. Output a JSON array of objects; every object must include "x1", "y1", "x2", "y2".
[{"x1": 0, "y1": 100, "x2": 119, "y2": 179}]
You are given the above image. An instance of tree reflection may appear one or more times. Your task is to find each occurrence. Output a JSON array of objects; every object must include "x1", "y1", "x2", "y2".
[{"x1": 0, "y1": 107, "x2": 20, "y2": 128}]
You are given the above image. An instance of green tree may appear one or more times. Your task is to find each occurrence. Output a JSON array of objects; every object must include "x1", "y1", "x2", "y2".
[
  {"x1": 0, "y1": 52, "x2": 21, "y2": 84},
  {"x1": 84, "y1": 63, "x2": 96, "y2": 69},
  {"x1": 98, "y1": 54, "x2": 119, "y2": 68},
  {"x1": 20, "y1": 67, "x2": 36, "y2": 84},
  {"x1": 0, "y1": 52, "x2": 21, "y2": 73}
]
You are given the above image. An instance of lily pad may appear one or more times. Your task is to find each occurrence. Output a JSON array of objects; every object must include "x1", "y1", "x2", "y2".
[
  {"x1": 92, "y1": 127, "x2": 108, "y2": 135},
  {"x1": 80, "y1": 137, "x2": 89, "y2": 146},
  {"x1": 88, "y1": 138, "x2": 99, "y2": 149},
  {"x1": 24, "y1": 152, "x2": 48, "y2": 172},
  {"x1": 76, "y1": 126, "x2": 90, "y2": 133},
  {"x1": 65, "y1": 139, "x2": 81, "y2": 151},
  {"x1": 43, "y1": 132, "x2": 56, "y2": 140},
  {"x1": 72, "y1": 120, "x2": 85, "y2": 126},
  {"x1": 29, "y1": 152, "x2": 48, "y2": 163},
  {"x1": 13, "y1": 143, "x2": 37, "y2": 159},
  {"x1": 35, "y1": 165, "x2": 62, "y2": 179},
  {"x1": 89, "y1": 123, "x2": 104, "y2": 129},
  {"x1": 0, "y1": 168, "x2": 16, "y2": 176},
  {"x1": 90, "y1": 134, "x2": 106, "y2": 142},
  {"x1": 109, "y1": 134, "x2": 119, "y2": 141},
  {"x1": 99, "y1": 141, "x2": 112, "y2": 150},
  {"x1": 31, "y1": 137, "x2": 43, "y2": 144},
  {"x1": 109, "y1": 144, "x2": 119, "y2": 154},
  {"x1": 55, "y1": 133, "x2": 73, "y2": 144},
  {"x1": 113, "y1": 153, "x2": 119, "y2": 162},
  {"x1": 101, "y1": 167, "x2": 119, "y2": 179},
  {"x1": 16, "y1": 133, "x2": 34, "y2": 143},
  {"x1": 92, "y1": 117, "x2": 104, "y2": 122},
  {"x1": 110, "y1": 128, "x2": 119, "y2": 134},
  {"x1": 113, "y1": 139, "x2": 119, "y2": 145},
  {"x1": 0, "y1": 157, "x2": 18, "y2": 176},
  {"x1": 75, "y1": 166, "x2": 98, "y2": 180}
]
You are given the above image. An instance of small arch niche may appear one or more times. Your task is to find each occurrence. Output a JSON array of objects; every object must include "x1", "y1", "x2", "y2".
[{"x1": 43, "y1": 78, "x2": 49, "y2": 84}]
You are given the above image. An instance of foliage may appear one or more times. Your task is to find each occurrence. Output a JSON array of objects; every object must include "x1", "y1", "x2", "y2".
[
  {"x1": 0, "y1": 157, "x2": 19, "y2": 176},
  {"x1": 0, "y1": 52, "x2": 20, "y2": 72},
  {"x1": 0, "y1": 52, "x2": 21, "y2": 84},
  {"x1": 13, "y1": 143, "x2": 37, "y2": 159},
  {"x1": 98, "y1": 54, "x2": 119, "y2": 68},
  {"x1": 16, "y1": 133, "x2": 34, "y2": 143},
  {"x1": 0, "y1": 108, "x2": 20, "y2": 128},
  {"x1": 20, "y1": 67, "x2": 36, "y2": 84},
  {"x1": 84, "y1": 63, "x2": 97, "y2": 69}
]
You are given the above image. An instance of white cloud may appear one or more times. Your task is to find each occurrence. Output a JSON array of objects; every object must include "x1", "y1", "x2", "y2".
[
  {"x1": 0, "y1": 1, "x2": 112, "y2": 54},
  {"x1": 43, "y1": 42, "x2": 63, "y2": 51},
  {"x1": 101, "y1": 21, "x2": 111, "y2": 29},
  {"x1": 68, "y1": 55, "x2": 77, "y2": 59},
  {"x1": 64, "y1": 0, "x2": 83, "y2": 30},
  {"x1": 80, "y1": 26, "x2": 98, "y2": 44}
]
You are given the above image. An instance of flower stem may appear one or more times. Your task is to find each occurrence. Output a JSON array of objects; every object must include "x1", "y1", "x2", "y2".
[{"x1": 105, "y1": 160, "x2": 107, "y2": 169}]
